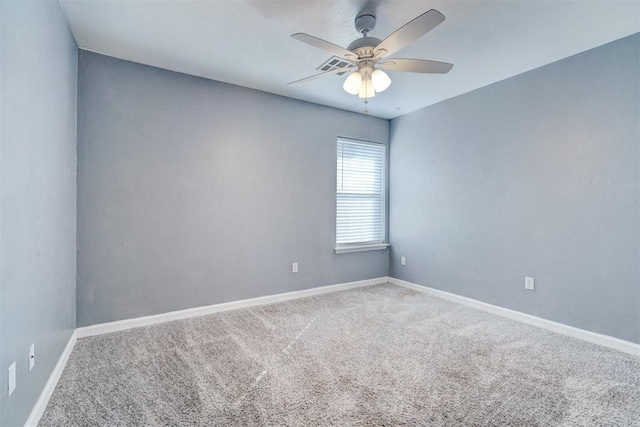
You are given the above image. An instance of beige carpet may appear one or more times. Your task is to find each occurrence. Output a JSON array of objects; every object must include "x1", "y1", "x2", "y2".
[{"x1": 40, "y1": 284, "x2": 640, "y2": 426}]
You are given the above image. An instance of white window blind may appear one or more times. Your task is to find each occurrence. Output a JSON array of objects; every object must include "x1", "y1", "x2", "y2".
[{"x1": 336, "y1": 138, "x2": 385, "y2": 246}]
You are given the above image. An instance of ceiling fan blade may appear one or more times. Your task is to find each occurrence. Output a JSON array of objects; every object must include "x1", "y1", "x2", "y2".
[
  {"x1": 380, "y1": 58, "x2": 453, "y2": 74},
  {"x1": 374, "y1": 9, "x2": 445, "y2": 58},
  {"x1": 291, "y1": 33, "x2": 357, "y2": 60},
  {"x1": 287, "y1": 66, "x2": 355, "y2": 86}
]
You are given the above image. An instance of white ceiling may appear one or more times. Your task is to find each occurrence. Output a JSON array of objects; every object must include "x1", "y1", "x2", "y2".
[{"x1": 59, "y1": 0, "x2": 640, "y2": 119}]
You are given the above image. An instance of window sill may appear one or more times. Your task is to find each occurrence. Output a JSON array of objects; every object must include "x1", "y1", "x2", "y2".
[{"x1": 334, "y1": 243, "x2": 390, "y2": 254}]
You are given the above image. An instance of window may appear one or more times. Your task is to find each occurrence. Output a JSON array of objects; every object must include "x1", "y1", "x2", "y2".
[{"x1": 335, "y1": 137, "x2": 387, "y2": 253}]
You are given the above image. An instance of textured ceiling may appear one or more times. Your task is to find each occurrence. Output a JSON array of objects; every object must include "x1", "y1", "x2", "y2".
[{"x1": 60, "y1": 0, "x2": 640, "y2": 119}]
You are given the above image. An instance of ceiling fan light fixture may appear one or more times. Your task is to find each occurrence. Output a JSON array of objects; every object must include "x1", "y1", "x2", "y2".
[
  {"x1": 343, "y1": 71, "x2": 362, "y2": 95},
  {"x1": 371, "y1": 69, "x2": 391, "y2": 93}
]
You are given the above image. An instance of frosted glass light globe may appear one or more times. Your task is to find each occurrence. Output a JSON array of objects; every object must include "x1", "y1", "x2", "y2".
[
  {"x1": 343, "y1": 71, "x2": 362, "y2": 95},
  {"x1": 371, "y1": 69, "x2": 391, "y2": 93},
  {"x1": 358, "y1": 77, "x2": 375, "y2": 99}
]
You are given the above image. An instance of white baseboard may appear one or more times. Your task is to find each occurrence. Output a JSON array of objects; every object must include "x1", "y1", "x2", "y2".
[
  {"x1": 389, "y1": 277, "x2": 640, "y2": 356},
  {"x1": 77, "y1": 277, "x2": 388, "y2": 338},
  {"x1": 24, "y1": 330, "x2": 77, "y2": 427}
]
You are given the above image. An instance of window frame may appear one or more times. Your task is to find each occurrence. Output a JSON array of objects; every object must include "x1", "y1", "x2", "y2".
[{"x1": 334, "y1": 136, "x2": 389, "y2": 254}]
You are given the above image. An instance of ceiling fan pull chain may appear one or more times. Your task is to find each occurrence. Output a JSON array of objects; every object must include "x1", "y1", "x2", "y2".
[
  {"x1": 364, "y1": 80, "x2": 368, "y2": 112},
  {"x1": 363, "y1": 74, "x2": 371, "y2": 113}
]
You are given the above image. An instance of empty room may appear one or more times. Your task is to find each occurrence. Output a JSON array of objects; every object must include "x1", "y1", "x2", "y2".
[{"x1": 1, "y1": 0, "x2": 639, "y2": 425}]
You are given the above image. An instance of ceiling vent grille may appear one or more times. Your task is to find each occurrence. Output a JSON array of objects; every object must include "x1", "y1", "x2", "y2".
[{"x1": 317, "y1": 56, "x2": 352, "y2": 75}]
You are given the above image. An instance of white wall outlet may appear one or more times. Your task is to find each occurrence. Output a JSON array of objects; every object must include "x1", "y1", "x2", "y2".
[
  {"x1": 28, "y1": 343, "x2": 35, "y2": 371},
  {"x1": 7, "y1": 362, "x2": 16, "y2": 397},
  {"x1": 292, "y1": 262, "x2": 298, "y2": 273},
  {"x1": 401, "y1": 256, "x2": 406, "y2": 266},
  {"x1": 525, "y1": 276, "x2": 535, "y2": 291}
]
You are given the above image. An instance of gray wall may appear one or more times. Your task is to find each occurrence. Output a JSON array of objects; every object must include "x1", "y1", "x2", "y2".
[
  {"x1": 0, "y1": 1, "x2": 77, "y2": 425},
  {"x1": 389, "y1": 34, "x2": 640, "y2": 343},
  {"x1": 76, "y1": 52, "x2": 389, "y2": 327}
]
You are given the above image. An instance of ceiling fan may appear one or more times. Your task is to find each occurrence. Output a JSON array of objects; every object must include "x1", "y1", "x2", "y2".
[{"x1": 288, "y1": 9, "x2": 453, "y2": 112}]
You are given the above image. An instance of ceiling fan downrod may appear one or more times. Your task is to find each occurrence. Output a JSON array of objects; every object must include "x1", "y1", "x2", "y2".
[{"x1": 355, "y1": 13, "x2": 376, "y2": 37}]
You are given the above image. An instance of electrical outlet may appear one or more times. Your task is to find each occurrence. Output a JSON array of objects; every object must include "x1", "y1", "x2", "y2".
[
  {"x1": 525, "y1": 276, "x2": 535, "y2": 291},
  {"x1": 292, "y1": 262, "x2": 298, "y2": 273},
  {"x1": 28, "y1": 343, "x2": 35, "y2": 371},
  {"x1": 8, "y1": 362, "x2": 16, "y2": 397},
  {"x1": 401, "y1": 256, "x2": 406, "y2": 266}
]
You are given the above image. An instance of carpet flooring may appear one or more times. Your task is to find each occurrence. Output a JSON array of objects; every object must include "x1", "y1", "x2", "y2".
[{"x1": 40, "y1": 284, "x2": 640, "y2": 426}]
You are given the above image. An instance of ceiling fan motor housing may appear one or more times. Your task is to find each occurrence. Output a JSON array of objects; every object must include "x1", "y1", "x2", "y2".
[{"x1": 347, "y1": 37, "x2": 382, "y2": 58}]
